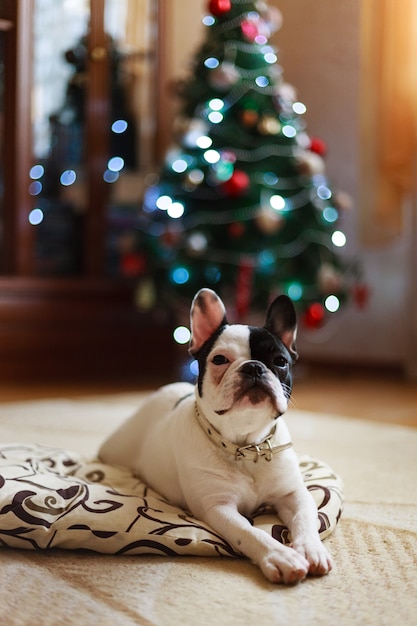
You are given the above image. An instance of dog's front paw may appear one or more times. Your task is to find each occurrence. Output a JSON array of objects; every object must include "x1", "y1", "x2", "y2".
[
  {"x1": 259, "y1": 545, "x2": 309, "y2": 585},
  {"x1": 292, "y1": 538, "x2": 333, "y2": 577}
]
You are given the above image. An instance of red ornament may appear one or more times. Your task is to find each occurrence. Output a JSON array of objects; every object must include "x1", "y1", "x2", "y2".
[
  {"x1": 309, "y1": 137, "x2": 327, "y2": 157},
  {"x1": 120, "y1": 253, "x2": 146, "y2": 277},
  {"x1": 222, "y1": 170, "x2": 250, "y2": 197},
  {"x1": 241, "y1": 19, "x2": 259, "y2": 42},
  {"x1": 229, "y1": 222, "x2": 246, "y2": 238},
  {"x1": 303, "y1": 302, "x2": 326, "y2": 329},
  {"x1": 208, "y1": 0, "x2": 231, "y2": 17}
]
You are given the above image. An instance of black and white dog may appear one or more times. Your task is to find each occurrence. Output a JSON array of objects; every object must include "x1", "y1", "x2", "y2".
[{"x1": 99, "y1": 288, "x2": 332, "y2": 584}]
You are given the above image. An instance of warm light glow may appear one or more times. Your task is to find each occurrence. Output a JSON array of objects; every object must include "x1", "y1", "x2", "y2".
[{"x1": 188, "y1": 169, "x2": 205, "y2": 184}]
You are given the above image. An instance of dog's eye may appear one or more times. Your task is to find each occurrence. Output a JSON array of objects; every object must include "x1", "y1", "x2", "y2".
[
  {"x1": 212, "y1": 355, "x2": 229, "y2": 365},
  {"x1": 274, "y1": 356, "x2": 288, "y2": 368}
]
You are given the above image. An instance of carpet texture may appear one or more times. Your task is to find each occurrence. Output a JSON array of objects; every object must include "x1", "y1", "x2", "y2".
[{"x1": 1, "y1": 392, "x2": 416, "y2": 626}]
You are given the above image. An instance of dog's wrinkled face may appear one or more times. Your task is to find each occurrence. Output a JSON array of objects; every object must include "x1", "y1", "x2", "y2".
[{"x1": 189, "y1": 289, "x2": 298, "y2": 444}]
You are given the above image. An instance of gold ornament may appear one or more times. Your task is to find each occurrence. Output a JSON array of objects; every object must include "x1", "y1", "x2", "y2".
[
  {"x1": 255, "y1": 206, "x2": 285, "y2": 234},
  {"x1": 317, "y1": 263, "x2": 342, "y2": 293},
  {"x1": 134, "y1": 279, "x2": 156, "y2": 311},
  {"x1": 258, "y1": 115, "x2": 281, "y2": 135},
  {"x1": 296, "y1": 151, "x2": 326, "y2": 176}
]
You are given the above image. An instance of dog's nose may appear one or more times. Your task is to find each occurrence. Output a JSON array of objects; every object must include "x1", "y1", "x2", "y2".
[{"x1": 240, "y1": 361, "x2": 266, "y2": 379}]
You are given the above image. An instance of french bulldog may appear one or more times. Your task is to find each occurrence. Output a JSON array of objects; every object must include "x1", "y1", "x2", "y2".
[{"x1": 99, "y1": 288, "x2": 332, "y2": 584}]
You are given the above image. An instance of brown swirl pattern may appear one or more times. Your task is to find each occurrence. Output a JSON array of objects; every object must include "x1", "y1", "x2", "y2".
[{"x1": 0, "y1": 445, "x2": 343, "y2": 556}]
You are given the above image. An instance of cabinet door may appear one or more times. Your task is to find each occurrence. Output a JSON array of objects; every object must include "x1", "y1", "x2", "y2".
[
  {"x1": 0, "y1": 0, "x2": 161, "y2": 278},
  {"x1": 30, "y1": 0, "x2": 160, "y2": 277}
]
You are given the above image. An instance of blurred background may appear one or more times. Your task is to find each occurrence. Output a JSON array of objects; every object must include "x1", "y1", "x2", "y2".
[{"x1": 0, "y1": 0, "x2": 415, "y2": 391}]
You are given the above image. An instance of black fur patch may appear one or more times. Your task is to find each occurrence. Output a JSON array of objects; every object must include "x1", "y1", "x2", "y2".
[{"x1": 249, "y1": 327, "x2": 294, "y2": 397}]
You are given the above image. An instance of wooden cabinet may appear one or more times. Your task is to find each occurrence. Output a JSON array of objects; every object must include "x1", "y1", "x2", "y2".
[{"x1": 0, "y1": 0, "x2": 176, "y2": 383}]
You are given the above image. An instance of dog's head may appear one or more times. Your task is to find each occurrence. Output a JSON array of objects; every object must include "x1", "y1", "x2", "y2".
[{"x1": 189, "y1": 288, "x2": 298, "y2": 444}]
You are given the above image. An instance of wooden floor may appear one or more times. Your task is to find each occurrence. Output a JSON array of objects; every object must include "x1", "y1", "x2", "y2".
[{"x1": 0, "y1": 363, "x2": 415, "y2": 428}]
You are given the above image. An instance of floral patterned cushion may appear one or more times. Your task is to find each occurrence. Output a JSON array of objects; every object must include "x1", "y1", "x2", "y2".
[{"x1": 0, "y1": 444, "x2": 343, "y2": 556}]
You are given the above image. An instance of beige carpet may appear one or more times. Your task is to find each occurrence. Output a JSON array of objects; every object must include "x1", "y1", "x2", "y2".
[{"x1": 1, "y1": 392, "x2": 416, "y2": 626}]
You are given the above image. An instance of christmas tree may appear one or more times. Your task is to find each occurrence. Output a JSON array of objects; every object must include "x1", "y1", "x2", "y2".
[{"x1": 136, "y1": 0, "x2": 363, "y2": 328}]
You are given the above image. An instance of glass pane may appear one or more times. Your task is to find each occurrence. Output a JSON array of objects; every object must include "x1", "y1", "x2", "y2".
[
  {"x1": 104, "y1": 0, "x2": 159, "y2": 277},
  {"x1": 31, "y1": 0, "x2": 90, "y2": 275}
]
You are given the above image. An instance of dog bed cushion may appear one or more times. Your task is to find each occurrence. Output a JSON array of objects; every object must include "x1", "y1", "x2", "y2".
[{"x1": 0, "y1": 444, "x2": 343, "y2": 556}]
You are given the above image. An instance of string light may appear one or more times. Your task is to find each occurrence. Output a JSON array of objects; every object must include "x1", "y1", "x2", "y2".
[
  {"x1": 208, "y1": 98, "x2": 224, "y2": 111},
  {"x1": 204, "y1": 149, "x2": 221, "y2": 164},
  {"x1": 156, "y1": 195, "x2": 172, "y2": 211},
  {"x1": 171, "y1": 267, "x2": 190, "y2": 284},
  {"x1": 287, "y1": 282, "x2": 303, "y2": 301},
  {"x1": 29, "y1": 164, "x2": 44, "y2": 180},
  {"x1": 208, "y1": 111, "x2": 224, "y2": 123},
  {"x1": 29, "y1": 181, "x2": 42, "y2": 195},
  {"x1": 282, "y1": 125, "x2": 297, "y2": 138},
  {"x1": 103, "y1": 170, "x2": 119, "y2": 183},
  {"x1": 332, "y1": 230, "x2": 347, "y2": 247},
  {"x1": 317, "y1": 185, "x2": 332, "y2": 200},
  {"x1": 167, "y1": 202, "x2": 185, "y2": 219},
  {"x1": 107, "y1": 157, "x2": 124, "y2": 172},
  {"x1": 202, "y1": 15, "x2": 215, "y2": 27},
  {"x1": 292, "y1": 102, "x2": 307, "y2": 115},
  {"x1": 270, "y1": 194, "x2": 286, "y2": 211},
  {"x1": 28, "y1": 208, "x2": 44, "y2": 225},
  {"x1": 325, "y1": 295, "x2": 340, "y2": 312},
  {"x1": 255, "y1": 76, "x2": 269, "y2": 88},
  {"x1": 172, "y1": 158, "x2": 188, "y2": 173},
  {"x1": 111, "y1": 119, "x2": 128, "y2": 134},
  {"x1": 173, "y1": 326, "x2": 191, "y2": 344},
  {"x1": 322, "y1": 207, "x2": 338, "y2": 223},
  {"x1": 196, "y1": 136, "x2": 213, "y2": 149}
]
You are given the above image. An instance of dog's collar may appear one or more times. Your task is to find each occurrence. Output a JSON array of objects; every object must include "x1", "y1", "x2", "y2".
[{"x1": 194, "y1": 403, "x2": 293, "y2": 463}]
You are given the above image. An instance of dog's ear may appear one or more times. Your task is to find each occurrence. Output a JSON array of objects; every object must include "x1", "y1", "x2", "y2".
[
  {"x1": 189, "y1": 289, "x2": 227, "y2": 356},
  {"x1": 264, "y1": 295, "x2": 298, "y2": 360}
]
